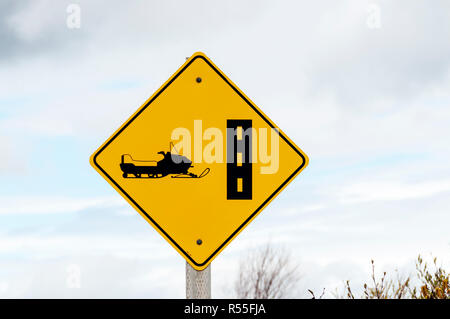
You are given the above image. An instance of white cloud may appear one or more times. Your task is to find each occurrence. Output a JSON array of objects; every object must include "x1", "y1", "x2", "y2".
[
  {"x1": 6, "y1": 0, "x2": 62, "y2": 42},
  {"x1": 0, "y1": 135, "x2": 28, "y2": 173},
  {"x1": 337, "y1": 179, "x2": 450, "y2": 204},
  {"x1": 0, "y1": 254, "x2": 185, "y2": 298},
  {"x1": 0, "y1": 195, "x2": 125, "y2": 215},
  {"x1": 280, "y1": 203, "x2": 327, "y2": 217}
]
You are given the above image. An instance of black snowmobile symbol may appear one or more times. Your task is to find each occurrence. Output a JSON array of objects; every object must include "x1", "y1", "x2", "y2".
[{"x1": 120, "y1": 144, "x2": 210, "y2": 179}]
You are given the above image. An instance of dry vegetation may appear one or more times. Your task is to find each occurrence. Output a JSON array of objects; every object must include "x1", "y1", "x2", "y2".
[
  {"x1": 334, "y1": 256, "x2": 449, "y2": 299},
  {"x1": 235, "y1": 244, "x2": 449, "y2": 299},
  {"x1": 234, "y1": 244, "x2": 300, "y2": 299}
]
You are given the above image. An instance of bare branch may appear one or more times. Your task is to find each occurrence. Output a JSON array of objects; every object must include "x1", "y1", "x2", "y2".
[{"x1": 234, "y1": 243, "x2": 300, "y2": 299}]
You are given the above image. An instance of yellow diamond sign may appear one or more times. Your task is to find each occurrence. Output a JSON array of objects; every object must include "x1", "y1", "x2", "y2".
[{"x1": 90, "y1": 52, "x2": 308, "y2": 270}]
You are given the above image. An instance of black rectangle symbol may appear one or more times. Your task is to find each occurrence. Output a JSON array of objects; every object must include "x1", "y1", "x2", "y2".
[{"x1": 227, "y1": 120, "x2": 252, "y2": 200}]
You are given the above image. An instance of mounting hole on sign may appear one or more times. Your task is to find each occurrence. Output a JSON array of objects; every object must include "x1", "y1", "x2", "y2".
[
  {"x1": 196, "y1": 239, "x2": 203, "y2": 245},
  {"x1": 196, "y1": 77, "x2": 202, "y2": 83}
]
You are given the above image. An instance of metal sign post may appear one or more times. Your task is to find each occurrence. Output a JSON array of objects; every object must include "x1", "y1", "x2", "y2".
[{"x1": 186, "y1": 262, "x2": 211, "y2": 299}]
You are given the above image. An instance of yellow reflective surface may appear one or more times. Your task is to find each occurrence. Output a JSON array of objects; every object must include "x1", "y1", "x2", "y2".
[{"x1": 90, "y1": 52, "x2": 308, "y2": 270}]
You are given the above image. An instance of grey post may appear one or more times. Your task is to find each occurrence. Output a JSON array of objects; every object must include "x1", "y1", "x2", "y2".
[{"x1": 186, "y1": 262, "x2": 211, "y2": 299}]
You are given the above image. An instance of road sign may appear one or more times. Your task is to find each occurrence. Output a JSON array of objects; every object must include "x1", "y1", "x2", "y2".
[{"x1": 90, "y1": 52, "x2": 308, "y2": 270}]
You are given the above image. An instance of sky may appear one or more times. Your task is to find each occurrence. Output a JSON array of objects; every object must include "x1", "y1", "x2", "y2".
[{"x1": 0, "y1": 0, "x2": 450, "y2": 298}]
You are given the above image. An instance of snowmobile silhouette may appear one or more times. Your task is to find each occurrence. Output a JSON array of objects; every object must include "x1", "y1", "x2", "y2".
[{"x1": 120, "y1": 144, "x2": 210, "y2": 179}]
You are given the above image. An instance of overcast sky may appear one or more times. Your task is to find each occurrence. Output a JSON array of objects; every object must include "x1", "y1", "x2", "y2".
[{"x1": 0, "y1": 0, "x2": 450, "y2": 298}]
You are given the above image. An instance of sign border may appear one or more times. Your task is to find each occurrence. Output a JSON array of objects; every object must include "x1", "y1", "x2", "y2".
[{"x1": 90, "y1": 52, "x2": 309, "y2": 270}]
